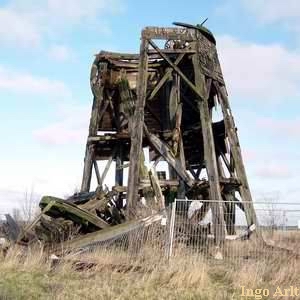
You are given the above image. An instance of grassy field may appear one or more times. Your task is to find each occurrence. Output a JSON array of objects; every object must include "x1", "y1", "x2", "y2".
[{"x1": 0, "y1": 243, "x2": 299, "y2": 300}]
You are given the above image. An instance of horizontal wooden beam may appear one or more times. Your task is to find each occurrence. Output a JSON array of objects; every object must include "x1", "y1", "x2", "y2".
[
  {"x1": 142, "y1": 27, "x2": 197, "y2": 41},
  {"x1": 97, "y1": 49, "x2": 196, "y2": 61}
]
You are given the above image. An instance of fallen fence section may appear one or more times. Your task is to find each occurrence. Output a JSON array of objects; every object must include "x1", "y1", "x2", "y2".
[{"x1": 167, "y1": 199, "x2": 300, "y2": 263}]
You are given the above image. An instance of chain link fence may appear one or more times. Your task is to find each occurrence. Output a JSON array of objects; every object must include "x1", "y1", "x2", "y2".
[{"x1": 166, "y1": 199, "x2": 300, "y2": 264}]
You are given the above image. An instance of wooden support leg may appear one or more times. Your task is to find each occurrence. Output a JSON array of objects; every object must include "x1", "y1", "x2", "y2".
[
  {"x1": 100, "y1": 147, "x2": 117, "y2": 187},
  {"x1": 93, "y1": 160, "x2": 101, "y2": 186},
  {"x1": 215, "y1": 81, "x2": 258, "y2": 228},
  {"x1": 192, "y1": 54, "x2": 226, "y2": 246},
  {"x1": 81, "y1": 145, "x2": 94, "y2": 192},
  {"x1": 224, "y1": 193, "x2": 236, "y2": 235},
  {"x1": 216, "y1": 155, "x2": 236, "y2": 235},
  {"x1": 81, "y1": 62, "x2": 106, "y2": 192},
  {"x1": 127, "y1": 37, "x2": 149, "y2": 219},
  {"x1": 115, "y1": 145, "x2": 124, "y2": 186}
]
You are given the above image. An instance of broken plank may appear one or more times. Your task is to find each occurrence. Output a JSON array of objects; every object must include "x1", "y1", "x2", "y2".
[
  {"x1": 60, "y1": 213, "x2": 163, "y2": 251},
  {"x1": 40, "y1": 196, "x2": 109, "y2": 230},
  {"x1": 144, "y1": 124, "x2": 194, "y2": 187}
]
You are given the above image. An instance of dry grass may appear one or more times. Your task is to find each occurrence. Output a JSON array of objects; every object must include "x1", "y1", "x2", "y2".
[{"x1": 0, "y1": 242, "x2": 300, "y2": 300}]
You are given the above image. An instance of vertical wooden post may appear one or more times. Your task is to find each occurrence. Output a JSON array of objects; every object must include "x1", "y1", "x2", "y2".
[
  {"x1": 81, "y1": 90, "x2": 101, "y2": 192},
  {"x1": 81, "y1": 61, "x2": 106, "y2": 192},
  {"x1": 192, "y1": 51, "x2": 226, "y2": 246},
  {"x1": 127, "y1": 36, "x2": 149, "y2": 218},
  {"x1": 171, "y1": 74, "x2": 186, "y2": 200},
  {"x1": 217, "y1": 155, "x2": 236, "y2": 235},
  {"x1": 81, "y1": 145, "x2": 94, "y2": 192},
  {"x1": 115, "y1": 145, "x2": 124, "y2": 186}
]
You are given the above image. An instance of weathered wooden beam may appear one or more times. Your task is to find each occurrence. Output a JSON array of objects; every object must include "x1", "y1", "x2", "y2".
[
  {"x1": 214, "y1": 80, "x2": 259, "y2": 228},
  {"x1": 192, "y1": 51, "x2": 226, "y2": 246},
  {"x1": 97, "y1": 49, "x2": 195, "y2": 61},
  {"x1": 89, "y1": 62, "x2": 107, "y2": 135},
  {"x1": 60, "y1": 213, "x2": 163, "y2": 251},
  {"x1": 100, "y1": 147, "x2": 117, "y2": 186},
  {"x1": 144, "y1": 125, "x2": 194, "y2": 187},
  {"x1": 217, "y1": 156, "x2": 236, "y2": 235},
  {"x1": 93, "y1": 160, "x2": 101, "y2": 186},
  {"x1": 127, "y1": 37, "x2": 149, "y2": 218},
  {"x1": 98, "y1": 100, "x2": 110, "y2": 125},
  {"x1": 147, "y1": 53, "x2": 185, "y2": 101},
  {"x1": 81, "y1": 145, "x2": 94, "y2": 192},
  {"x1": 216, "y1": 143, "x2": 234, "y2": 177},
  {"x1": 115, "y1": 146, "x2": 124, "y2": 186},
  {"x1": 18, "y1": 200, "x2": 55, "y2": 242},
  {"x1": 142, "y1": 27, "x2": 197, "y2": 41},
  {"x1": 223, "y1": 193, "x2": 236, "y2": 235},
  {"x1": 148, "y1": 39, "x2": 205, "y2": 101},
  {"x1": 174, "y1": 76, "x2": 187, "y2": 200},
  {"x1": 81, "y1": 61, "x2": 107, "y2": 192},
  {"x1": 40, "y1": 196, "x2": 109, "y2": 230},
  {"x1": 113, "y1": 179, "x2": 180, "y2": 193},
  {"x1": 149, "y1": 170, "x2": 165, "y2": 211}
]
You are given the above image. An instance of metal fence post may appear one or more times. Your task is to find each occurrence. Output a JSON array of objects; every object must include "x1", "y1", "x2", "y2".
[{"x1": 167, "y1": 200, "x2": 177, "y2": 259}]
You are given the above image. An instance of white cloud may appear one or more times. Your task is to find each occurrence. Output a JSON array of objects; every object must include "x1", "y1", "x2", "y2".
[
  {"x1": 48, "y1": 45, "x2": 74, "y2": 62},
  {"x1": 242, "y1": 0, "x2": 300, "y2": 24},
  {"x1": 0, "y1": 0, "x2": 124, "y2": 47},
  {"x1": 257, "y1": 117, "x2": 300, "y2": 138},
  {"x1": 255, "y1": 164, "x2": 294, "y2": 179},
  {"x1": 0, "y1": 8, "x2": 40, "y2": 46},
  {"x1": 33, "y1": 104, "x2": 90, "y2": 145},
  {"x1": 0, "y1": 65, "x2": 71, "y2": 97},
  {"x1": 218, "y1": 35, "x2": 300, "y2": 101},
  {"x1": 0, "y1": 157, "x2": 84, "y2": 213}
]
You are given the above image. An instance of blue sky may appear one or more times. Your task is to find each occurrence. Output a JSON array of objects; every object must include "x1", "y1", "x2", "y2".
[{"x1": 0, "y1": 0, "x2": 300, "y2": 213}]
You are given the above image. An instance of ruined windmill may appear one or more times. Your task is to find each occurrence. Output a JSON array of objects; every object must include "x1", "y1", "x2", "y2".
[{"x1": 80, "y1": 22, "x2": 258, "y2": 246}]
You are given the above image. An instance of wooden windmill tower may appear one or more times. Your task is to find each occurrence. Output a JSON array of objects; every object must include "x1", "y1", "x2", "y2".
[{"x1": 80, "y1": 22, "x2": 258, "y2": 246}]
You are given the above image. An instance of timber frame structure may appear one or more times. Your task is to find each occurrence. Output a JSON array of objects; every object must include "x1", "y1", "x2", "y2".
[{"x1": 81, "y1": 23, "x2": 259, "y2": 246}]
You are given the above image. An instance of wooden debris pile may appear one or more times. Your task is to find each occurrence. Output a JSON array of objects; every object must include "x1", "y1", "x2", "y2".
[
  {"x1": 1, "y1": 166, "x2": 168, "y2": 252},
  {"x1": 17, "y1": 188, "x2": 127, "y2": 246}
]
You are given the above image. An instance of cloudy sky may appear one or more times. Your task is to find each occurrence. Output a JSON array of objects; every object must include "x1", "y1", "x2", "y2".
[{"x1": 0, "y1": 0, "x2": 299, "y2": 214}]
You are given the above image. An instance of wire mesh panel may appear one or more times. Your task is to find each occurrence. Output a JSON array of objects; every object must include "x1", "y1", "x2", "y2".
[
  {"x1": 168, "y1": 199, "x2": 300, "y2": 266},
  {"x1": 68, "y1": 213, "x2": 169, "y2": 263}
]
